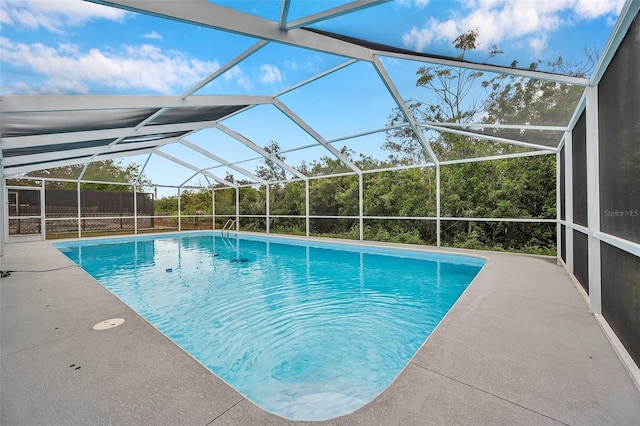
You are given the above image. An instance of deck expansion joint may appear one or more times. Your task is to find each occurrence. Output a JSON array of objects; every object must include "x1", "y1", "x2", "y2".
[
  {"x1": 410, "y1": 361, "x2": 569, "y2": 425},
  {"x1": 206, "y1": 397, "x2": 246, "y2": 425}
]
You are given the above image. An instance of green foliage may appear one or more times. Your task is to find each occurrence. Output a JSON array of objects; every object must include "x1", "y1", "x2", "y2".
[
  {"x1": 363, "y1": 168, "x2": 436, "y2": 217},
  {"x1": 376, "y1": 30, "x2": 592, "y2": 253},
  {"x1": 26, "y1": 160, "x2": 151, "y2": 191},
  {"x1": 482, "y1": 55, "x2": 592, "y2": 127},
  {"x1": 255, "y1": 140, "x2": 288, "y2": 181},
  {"x1": 216, "y1": 188, "x2": 236, "y2": 215},
  {"x1": 154, "y1": 195, "x2": 178, "y2": 215},
  {"x1": 364, "y1": 221, "x2": 433, "y2": 245},
  {"x1": 180, "y1": 189, "x2": 213, "y2": 214},
  {"x1": 5, "y1": 177, "x2": 42, "y2": 187},
  {"x1": 239, "y1": 186, "x2": 265, "y2": 215},
  {"x1": 310, "y1": 218, "x2": 359, "y2": 239},
  {"x1": 271, "y1": 217, "x2": 306, "y2": 235},
  {"x1": 437, "y1": 155, "x2": 557, "y2": 253},
  {"x1": 453, "y1": 28, "x2": 479, "y2": 57}
]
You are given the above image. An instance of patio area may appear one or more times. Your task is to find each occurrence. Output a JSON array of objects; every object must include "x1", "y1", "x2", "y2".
[{"x1": 1, "y1": 235, "x2": 639, "y2": 425}]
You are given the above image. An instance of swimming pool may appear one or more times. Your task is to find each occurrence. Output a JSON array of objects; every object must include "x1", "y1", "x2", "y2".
[{"x1": 55, "y1": 233, "x2": 485, "y2": 420}]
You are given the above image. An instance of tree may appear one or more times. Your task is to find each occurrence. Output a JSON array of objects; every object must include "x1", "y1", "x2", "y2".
[
  {"x1": 24, "y1": 159, "x2": 152, "y2": 191},
  {"x1": 481, "y1": 54, "x2": 594, "y2": 144},
  {"x1": 380, "y1": 30, "x2": 593, "y2": 253},
  {"x1": 385, "y1": 30, "x2": 518, "y2": 163},
  {"x1": 255, "y1": 140, "x2": 288, "y2": 181}
]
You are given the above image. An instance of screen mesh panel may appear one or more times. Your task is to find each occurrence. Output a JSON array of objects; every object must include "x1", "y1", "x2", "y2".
[
  {"x1": 148, "y1": 105, "x2": 248, "y2": 125},
  {"x1": 561, "y1": 224, "x2": 566, "y2": 262},
  {"x1": 599, "y1": 14, "x2": 640, "y2": 244},
  {"x1": 42, "y1": 189, "x2": 155, "y2": 234},
  {"x1": 572, "y1": 110, "x2": 588, "y2": 227},
  {"x1": 573, "y1": 230, "x2": 589, "y2": 294},
  {"x1": 3, "y1": 139, "x2": 115, "y2": 157},
  {"x1": 601, "y1": 242, "x2": 640, "y2": 366},
  {"x1": 560, "y1": 147, "x2": 566, "y2": 221},
  {"x1": 421, "y1": 126, "x2": 563, "y2": 148},
  {"x1": 81, "y1": 190, "x2": 135, "y2": 215},
  {"x1": 0, "y1": 109, "x2": 157, "y2": 137},
  {"x1": 121, "y1": 131, "x2": 189, "y2": 143}
]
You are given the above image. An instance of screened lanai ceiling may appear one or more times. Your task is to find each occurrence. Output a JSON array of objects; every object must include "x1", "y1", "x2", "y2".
[{"x1": 1, "y1": 0, "x2": 636, "y2": 188}]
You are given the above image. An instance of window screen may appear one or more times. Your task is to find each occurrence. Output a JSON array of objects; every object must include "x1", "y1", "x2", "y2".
[
  {"x1": 599, "y1": 14, "x2": 640, "y2": 244},
  {"x1": 560, "y1": 225, "x2": 566, "y2": 263},
  {"x1": 560, "y1": 147, "x2": 566, "y2": 221},
  {"x1": 601, "y1": 242, "x2": 640, "y2": 366},
  {"x1": 573, "y1": 230, "x2": 589, "y2": 294}
]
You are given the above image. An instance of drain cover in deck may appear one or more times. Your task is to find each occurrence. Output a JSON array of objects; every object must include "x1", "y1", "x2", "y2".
[{"x1": 93, "y1": 318, "x2": 125, "y2": 330}]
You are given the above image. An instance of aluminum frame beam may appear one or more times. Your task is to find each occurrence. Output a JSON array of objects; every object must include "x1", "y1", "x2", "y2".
[
  {"x1": 371, "y1": 55, "x2": 440, "y2": 165},
  {"x1": 275, "y1": 59, "x2": 357, "y2": 97},
  {"x1": 379, "y1": 51, "x2": 589, "y2": 86},
  {"x1": 153, "y1": 150, "x2": 237, "y2": 187},
  {"x1": 182, "y1": 40, "x2": 269, "y2": 98},
  {"x1": 284, "y1": 0, "x2": 391, "y2": 31},
  {"x1": 439, "y1": 149, "x2": 554, "y2": 166},
  {"x1": 1, "y1": 94, "x2": 272, "y2": 113},
  {"x1": 87, "y1": 0, "x2": 376, "y2": 61},
  {"x1": 326, "y1": 123, "x2": 407, "y2": 144},
  {"x1": 273, "y1": 99, "x2": 361, "y2": 175},
  {"x1": 420, "y1": 123, "x2": 559, "y2": 152},
  {"x1": 420, "y1": 121, "x2": 567, "y2": 132},
  {"x1": 585, "y1": 86, "x2": 601, "y2": 314},
  {"x1": 215, "y1": 123, "x2": 308, "y2": 181},
  {"x1": 179, "y1": 139, "x2": 266, "y2": 184},
  {"x1": 279, "y1": 0, "x2": 292, "y2": 30}
]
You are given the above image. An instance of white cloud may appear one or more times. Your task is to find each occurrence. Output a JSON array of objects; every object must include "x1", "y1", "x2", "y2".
[
  {"x1": 402, "y1": 0, "x2": 624, "y2": 53},
  {"x1": 574, "y1": 0, "x2": 625, "y2": 19},
  {"x1": 8, "y1": 81, "x2": 38, "y2": 95},
  {"x1": 528, "y1": 35, "x2": 547, "y2": 54},
  {"x1": 284, "y1": 60, "x2": 298, "y2": 71},
  {"x1": 284, "y1": 55, "x2": 323, "y2": 74},
  {"x1": 0, "y1": 37, "x2": 220, "y2": 94},
  {"x1": 259, "y1": 64, "x2": 283, "y2": 84},
  {"x1": 398, "y1": 0, "x2": 430, "y2": 8},
  {"x1": 223, "y1": 66, "x2": 253, "y2": 90},
  {"x1": 403, "y1": 18, "x2": 459, "y2": 52},
  {"x1": 143, "y1": 31, "x2": 163, "y2": 40},
  {"x1": 0, "y1": 0, "x2": 127, "y2": 33},
  {"x1": 402, "y1": 27, "x2": 431, "y2": 53}
]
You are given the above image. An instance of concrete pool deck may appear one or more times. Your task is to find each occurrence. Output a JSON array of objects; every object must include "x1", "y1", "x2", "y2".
[{"x1": 1, "y1": 235, "x2": 639, "y2": 425}]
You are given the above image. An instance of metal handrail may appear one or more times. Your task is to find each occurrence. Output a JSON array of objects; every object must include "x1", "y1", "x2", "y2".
[{"x1": 221, "y1": 219, "x2": 237, "y2": 237}]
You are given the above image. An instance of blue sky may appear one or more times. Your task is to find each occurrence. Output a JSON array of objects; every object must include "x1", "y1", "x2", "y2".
[{"x1": 0, "y1": 0, "x2": 625, "y2": 191}]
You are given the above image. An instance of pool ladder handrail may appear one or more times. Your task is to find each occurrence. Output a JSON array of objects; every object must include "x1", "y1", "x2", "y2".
[{"x1": 221, "y1": 219, "x2": 237, "y2": 237}]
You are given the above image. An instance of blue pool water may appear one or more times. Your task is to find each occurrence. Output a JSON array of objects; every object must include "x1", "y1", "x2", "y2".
[{"x1": 55, "y1": 233, "x2": 484, "y2": 420}]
